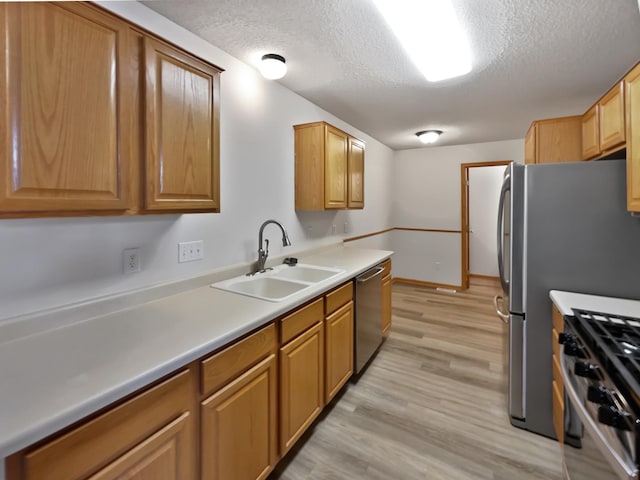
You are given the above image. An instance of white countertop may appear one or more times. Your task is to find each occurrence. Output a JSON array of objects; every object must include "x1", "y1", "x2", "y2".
[
  {"x1": 550, "y1": 290, "x2": 640, "y2": 318},
  {"x1": 0, "y1": 246, "x2": 392, "y2": 459}
]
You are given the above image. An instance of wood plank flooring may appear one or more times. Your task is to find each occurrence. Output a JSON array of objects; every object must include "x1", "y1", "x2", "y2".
[{"x1": 269, "y1": 279, "x2": 564, "y2": 480}]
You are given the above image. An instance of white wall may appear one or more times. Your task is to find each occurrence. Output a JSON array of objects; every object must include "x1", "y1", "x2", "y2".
[
  {"x1": 0, "y1": 2, "x2": 394, "y2": 322},
  {"x1": 469, "y1": 165, "x2": 507, "y2": 277},
  {"x1": 391, "y1": 140, "x2": 524, "y2": 285}
]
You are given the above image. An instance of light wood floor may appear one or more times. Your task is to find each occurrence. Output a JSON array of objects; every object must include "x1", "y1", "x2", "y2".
[{"x1": 269, "y1": 279, "x2": 564, "y2": 480}]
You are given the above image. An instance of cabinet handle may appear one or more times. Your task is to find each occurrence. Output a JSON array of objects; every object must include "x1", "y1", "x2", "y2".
[{"x1": 356, "y1": 266, "x2": 385, "y2": 283}]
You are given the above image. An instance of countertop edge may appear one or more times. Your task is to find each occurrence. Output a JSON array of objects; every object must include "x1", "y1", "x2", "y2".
[{"x1": 550, "y1": 290, "x2": 640, "y2": 318}]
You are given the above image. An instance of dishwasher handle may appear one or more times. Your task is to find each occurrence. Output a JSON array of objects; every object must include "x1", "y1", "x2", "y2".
[{"x1": 356, "y1": 266, "x2": 385, "y2": 283}]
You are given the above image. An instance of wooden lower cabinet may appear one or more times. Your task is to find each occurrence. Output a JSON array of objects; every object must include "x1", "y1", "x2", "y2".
[
  {"x1": 7, "y1": 369, "x2": 196, "y2": 480},
  {"x1": 552, "y1": 379, "x2": 564, "y2": 446},
  {"x1": 279, "y1": 321, "x2": 325, "y2": 455},
  {"x1": 89, "y1": 412, "x2": 192, "y2": 480},
  {"x1": 201, "y1": 354, "x2": 278, "y2": 480},
  {"x1": 551, "y1": 305, "x2": 565, "y2": 445},
  {"x1": 325, "y1": 301, "x2": 354, "y2": 403},
  {"x1": 6, "y1": 277, "x2": 374, "y2": 479}
]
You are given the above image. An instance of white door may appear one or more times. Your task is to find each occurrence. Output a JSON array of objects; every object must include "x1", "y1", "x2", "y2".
[{"x1": 469, "y1": 165, "x2": 507, "y2": 277}]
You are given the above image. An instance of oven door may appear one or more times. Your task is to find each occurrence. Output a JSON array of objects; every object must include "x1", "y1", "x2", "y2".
[{"x1": 560, "y1": 352, "x2": 638, "y2": 480}]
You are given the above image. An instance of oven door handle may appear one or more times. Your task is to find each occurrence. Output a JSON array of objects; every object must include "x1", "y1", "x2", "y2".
[{"x1": 560, "y1": 353, "x2": 639, "y2": 480}]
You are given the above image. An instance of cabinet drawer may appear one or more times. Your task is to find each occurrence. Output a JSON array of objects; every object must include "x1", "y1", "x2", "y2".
[
  {"x1": 280, "y1": 298, "x2": 324, "y2": 345},
  {"x1": 552, "y1": 354, "x2": 563, "y2": 397},
  {"x1": 552, "y1": 305, "x2": 564, "y2": 333},
  {"x1": 552, "y1": 328, "x2": 560, "y2": 358},
  {"x1": 11, "y1": 369, "x2": 194, "y2": 480},
  {"x1": 380, "y1": 259, "x2": 392, "y2": 278},
  {"x1": 202, "y1": 323, "x2": 276, "y2": 396},
  {"x1": 325, "y1": 282, "x2": 353, "y2": 316}
]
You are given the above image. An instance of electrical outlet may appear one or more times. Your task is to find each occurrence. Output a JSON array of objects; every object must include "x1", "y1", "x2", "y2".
[
  {"x1": 123, "y1": 248, "x2": 141, "y2": 274},
  {"x1": 332, "y1": 224, "x2": 337, "y2": 234},
  {"x1": 178, "y1": 240, "x2": 204, "y2": 263},
  {"x1": 344, "y1": 222, "x2": 349, "y2": 233}
]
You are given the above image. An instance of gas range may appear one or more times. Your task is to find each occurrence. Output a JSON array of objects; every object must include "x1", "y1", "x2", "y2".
[
  {"x1": 569, "y1": 309, "x2": 640, "y2": 419},
  {"x1": 561, "y1": 308, "x2": 640, "y2": 479}
]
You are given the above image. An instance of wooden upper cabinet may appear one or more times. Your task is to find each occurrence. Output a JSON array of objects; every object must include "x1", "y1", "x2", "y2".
[
  {"x1": 599, "y1": 81, "x2": 625, "y2": 152},
  {"x1": 524, "y1": 124, "x2": 536, "y2": 164},
  {"x1": 0, "y1": 2, "x2": 131, "y2": 213},
  {"x1": 0, "y1": 2, "x2": 223, "y2": 218},
  {"x1": 294, "y1": 121, "x2": 365, "y2": 210},
  {"x1": 348, "y1": 137, "x2": 365, "y2": 209},
  {"x1": 144, "y1": 37, "x2": 221, "y2": 211},
  {"x1": 582, "y1": 81, "x2": 626, "y2": 160},
  {"x1": 524, "y1": 116, "x2": 582, "y2": 164},
  {"x1": 324, "y1": 125, "x2": 348, "y2": 209},
  {"x1": 626, "y1": 63, "x2": 640, "y2": 212},
  {"x1": 581, "y1": 105, "x2": 600, "y2": 160}
]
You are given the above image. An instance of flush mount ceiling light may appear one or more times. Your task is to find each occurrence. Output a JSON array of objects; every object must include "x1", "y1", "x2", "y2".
[
  {"x1": 259, "y1": 53, "x2": 287, "y2": 80},
  {"x1": 373, "y1": 0, "x2": 471, "y2": 82},
  {"x1": 416, "y1": 130, "x2": 442, "y2": 144}
]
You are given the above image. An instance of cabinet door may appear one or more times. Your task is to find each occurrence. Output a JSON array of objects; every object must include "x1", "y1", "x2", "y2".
[
  {"x1": 536, "y1": 117, "x2": 582, "y2": 164},
  {"x1": 524, "y1": 124, "x2": 536, "y2": 164},
  {"x1": 0, "y1": 3, "x2": 131, "y2": 213},
  {"x1": 627, "y1": 63, "x2": 640, "y2": 212},
  {"x1": 382, "y1": 274, "x2": 392, "y2": 336},
  {"x1": 599, "y1": 81, "x2": 625, "y2": 152},
  {"x1": 324, "y1": 125, "x2": 348, "y2": 209},
  {"x1": 144, "y1": 36, "x2": 221, "y2": 211},
  {"x1": 347, "y1": 137, "x2": 365, "y2": 209},
  {"x1": 582, "y1": 105, "x2": 600, "y2": 160},
  {"x1": 201, "y1": 354, "x2": 278, "y2": 480},
  {"x1": 325, "y1": 301, "x2": 354, "y2": 403},
  {"x1": 280, "y1": 321, "x2": 324, "y2": 455},
  {"x1": 88, "y1": 413, "x2": 191, "y2": 480}
]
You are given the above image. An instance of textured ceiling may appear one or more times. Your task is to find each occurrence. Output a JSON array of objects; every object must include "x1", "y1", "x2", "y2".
[{"x1": 142, "y1": 0, "x2": 640, "y2": 150}]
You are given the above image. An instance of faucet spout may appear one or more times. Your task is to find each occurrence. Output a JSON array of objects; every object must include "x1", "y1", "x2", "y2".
[{"x1": 256, "y1": 219, "x2": 291, "y2": 273}]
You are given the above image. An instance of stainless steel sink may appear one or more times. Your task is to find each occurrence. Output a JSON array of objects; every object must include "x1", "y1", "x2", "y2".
[{"x1": 210, "y1": 263, "x2": 344, "y2": 302}]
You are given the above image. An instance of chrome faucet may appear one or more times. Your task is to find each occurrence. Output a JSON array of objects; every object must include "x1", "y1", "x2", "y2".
[{"x1": 255, "y1": 219, "x2": 291, "y2": 273}]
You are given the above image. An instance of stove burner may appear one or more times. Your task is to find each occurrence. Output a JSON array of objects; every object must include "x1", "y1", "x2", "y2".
[{"x1": 571, "y1": 308, "x2": 640, "y2": 415}]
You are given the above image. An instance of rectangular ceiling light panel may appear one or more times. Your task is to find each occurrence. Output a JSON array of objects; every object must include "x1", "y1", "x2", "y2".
[{"x1": 373, "y1": 0, "x2": 472, "y2": 82}]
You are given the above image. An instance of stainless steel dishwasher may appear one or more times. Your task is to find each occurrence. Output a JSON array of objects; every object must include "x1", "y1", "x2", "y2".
[{"x1": 354, "y1": 264, "x2": 385, "y2": 373}]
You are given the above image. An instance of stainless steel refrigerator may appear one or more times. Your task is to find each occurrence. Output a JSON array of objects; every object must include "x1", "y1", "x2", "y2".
[{"x1": 494, "y1": 159, "x2": 640, "y2": 439}]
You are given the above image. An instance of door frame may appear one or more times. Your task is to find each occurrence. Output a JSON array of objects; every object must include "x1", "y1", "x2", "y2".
[{"x1": 460, "y1": 161, "x2": 512, "y2": 290}]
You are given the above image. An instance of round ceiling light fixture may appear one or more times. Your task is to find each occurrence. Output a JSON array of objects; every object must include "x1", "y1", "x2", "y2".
[
  {"x1": 416, "y1": 130, "x2": 443, "y2": 144},
  {"x1": 259, "y1": 53, "x2": 287, "y2": 80}
]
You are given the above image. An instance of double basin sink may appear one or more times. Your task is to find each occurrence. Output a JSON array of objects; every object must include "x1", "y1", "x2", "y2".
[{"x1": 211, "y1": 263, "x2": 345, "y2": 302}]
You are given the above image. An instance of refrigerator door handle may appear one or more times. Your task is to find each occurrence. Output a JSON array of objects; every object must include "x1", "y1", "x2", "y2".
[
  {"x1": 494, "y1": 295, "x2": 510, "y2": 323},
  {"x1": 497, "y1": 173, "x2": 511, "y2": 293}
]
